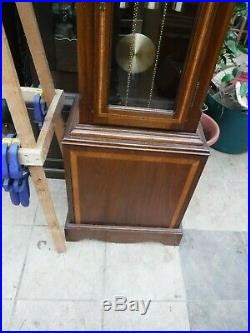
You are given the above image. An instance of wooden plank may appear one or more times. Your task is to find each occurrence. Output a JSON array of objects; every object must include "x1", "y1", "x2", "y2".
[
  {"x1": 3, "y1": 27, "x2": 43, "y2": 165},
  {"x1": 2, "y1": 86, "x2": 42, "y2": 103},
  {"x1": 19, "y1": 87, "x2": 42, "y2": 103},
  {"x1": 18, "y1": 89, "x2": 64, "y2": 166},
  {"x1": 52, "y1": 114, "x2": 65, "y2": 154},
  {"x1": 16, "y1": 2, "x2": 65, "y2": 152},
  {"x1": 3, "y1": 86, "x2": 63, "y2": 107},
  {"x1": 18, "y1": 147, "x2": 42, "y2": 166},
  {"x1": 16, "y1": 2, "x2": 55, "y2": 104},
  {"x1": 2, "y1": 26, "x2": 66, "y2": 252},
  {"x1": 37, "y1": 90, "x2": 65, "y2": 163},
  {"x1": 29, "y1": 166, "x2": 66, "y2": 253},
  {"x1": 2, "y1": 26, "x2": 36, "y2": 148}
]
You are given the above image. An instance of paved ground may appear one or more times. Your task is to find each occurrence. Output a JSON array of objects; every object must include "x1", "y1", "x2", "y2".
[{"x1": 2, "y1": 149, "x2": 248, "y2": 331}]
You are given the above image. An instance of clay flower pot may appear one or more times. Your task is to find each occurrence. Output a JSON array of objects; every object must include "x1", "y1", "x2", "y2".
[
  {"x1": 200, "y1": 112, "x2": 220, "y2": 147},
  {"x1": 206, "y1": 91, "x2": 248, "y2": 154}
]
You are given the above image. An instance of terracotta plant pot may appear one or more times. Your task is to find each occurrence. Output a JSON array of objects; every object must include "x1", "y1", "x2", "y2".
[
  {"x1": 200, "y1": 112, "x2": 220, "y2": 147},
  {"x1": 206, "y1": 92, "x2": 248, "y2": 154}
]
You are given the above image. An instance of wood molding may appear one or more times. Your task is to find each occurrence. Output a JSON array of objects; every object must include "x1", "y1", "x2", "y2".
[
  {"x1": 64, "y1": 102, "x2": 209, "y2": 156},
  {"x1": 65, "y1": 219, "x2": 183, "y2": 246}
]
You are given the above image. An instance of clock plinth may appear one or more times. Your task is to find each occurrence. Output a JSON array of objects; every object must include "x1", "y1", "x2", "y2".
[{"x1": 63, "y1": 100, "x2": 209, "y2": 245}]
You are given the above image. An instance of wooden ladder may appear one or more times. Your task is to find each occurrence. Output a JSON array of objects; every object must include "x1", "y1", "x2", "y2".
[{"x1": 2, "y1": 2, "x2": 66, "y2": 253}]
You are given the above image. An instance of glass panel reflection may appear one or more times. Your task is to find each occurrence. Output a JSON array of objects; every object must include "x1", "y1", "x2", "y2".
[{"x1": 109, "y1": 2, "x2": 198, "y2": 112}]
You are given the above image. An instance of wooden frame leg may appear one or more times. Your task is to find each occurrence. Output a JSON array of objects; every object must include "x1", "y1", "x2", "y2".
[
  {"x1": 29, "y1": 166, "x2": 66, "y2": 253},
  {"x1": 53, "y1": 115, "x2": 65, "y2": 154},
  {"x1": 16, "y1": 2, "x2": 65, "y2": 154}
]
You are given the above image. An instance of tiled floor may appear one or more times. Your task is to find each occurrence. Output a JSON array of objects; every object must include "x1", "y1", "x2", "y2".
[{"x1": 2, "y1": 149, "x2": 248, "y2": 331}]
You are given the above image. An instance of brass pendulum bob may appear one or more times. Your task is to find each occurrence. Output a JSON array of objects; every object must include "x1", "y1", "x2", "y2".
[{"x1": 116, "y1": 33, "x2": 156, "y2": 74}]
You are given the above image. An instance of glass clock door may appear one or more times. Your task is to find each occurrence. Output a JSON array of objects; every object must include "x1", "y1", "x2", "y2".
[
  {"x1": 109, "y1": 2, "x2": 198, "y2": 113},
  {"x1": 77, "y1": 2, "x2": 219, "y2": 131}
]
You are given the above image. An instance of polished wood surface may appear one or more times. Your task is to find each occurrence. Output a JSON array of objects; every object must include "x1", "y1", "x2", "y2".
[
  {"x1": 69, "y1": 149, "x2": 204, "y2": 228},
  {"x1": 76, "y1": 2, "x2": 234, "y2": 132},
  {"x1": 62, "y1": 3, "x2": 234, "y2": 244},
  {"x1": 65, "y1": 219, "x2": 183, "y2": 245},
  {"x1": 63, "y1": 101, "x2": 209, "y2": 243}
]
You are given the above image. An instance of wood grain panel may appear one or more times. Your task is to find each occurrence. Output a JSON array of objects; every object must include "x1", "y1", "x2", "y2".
[{"x1": 69, "y1": 149, "x2": 204, "y2": 229}]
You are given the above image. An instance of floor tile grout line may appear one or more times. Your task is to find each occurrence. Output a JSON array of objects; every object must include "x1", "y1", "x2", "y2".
[
  {"x1": 7, "y1": 205, "x2": 38, "y2": 330},
  {"x1": 3, "y1": 224, "x2": 38, "y2": 227},
  {"x1": 183, "y1": 228, "x2": 248, "y2": 232},
  {"x1": 240, "y1": 231, "x2": 248, "y2": 254},
  {"x1": 182, "y1": 228, "x2": 248, "y2": 234},
  {"x1": 185, "y1": 299, "x2": 248, "y2": 303},
  {"x1": 177, "y1": 246, "x2": 192, "y2": 331},
  {"x1": 101, "y1": 242, "x2": 108, "y2": 331}
]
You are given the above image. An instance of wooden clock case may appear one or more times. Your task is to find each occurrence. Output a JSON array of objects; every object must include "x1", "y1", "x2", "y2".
[{"x1": 63, "y1": 2, "x2": 234, "y2": 245}]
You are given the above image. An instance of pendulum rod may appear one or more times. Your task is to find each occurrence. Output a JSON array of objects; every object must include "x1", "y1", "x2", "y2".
[
  {"x1": 147, "y1": 2, "x2": 168, "y2": 108},
  {"x1": 125, "y1": 2, "x2": 139, "y2": 106}
]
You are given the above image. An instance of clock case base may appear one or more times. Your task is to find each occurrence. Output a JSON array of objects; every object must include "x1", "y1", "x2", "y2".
[
  {"x1": 65, "y1": 217, "x2": 183, "y2": 245},
  {"x1": 63, "y1": 100, "x2": 209, "y2": 245}
]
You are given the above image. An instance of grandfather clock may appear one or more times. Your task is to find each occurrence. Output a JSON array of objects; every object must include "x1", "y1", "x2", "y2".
[{"x1": 63, "y1": 2, "x2": 234, "y2": 244}]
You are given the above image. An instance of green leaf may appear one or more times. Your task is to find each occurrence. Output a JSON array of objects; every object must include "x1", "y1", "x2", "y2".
[
  {"x1": 221, "y1": 74, "x2": 234, "y2": 83},
  {"x1": 226, "y1": 31, "x2": 237, "y2": 42},
  {"x1": 240, "y1": 82, "x2": 248, "y2": 97},
  {"x1": 232, "y1": 67, "x2": 239, "y2": 77},
  {"x1": 237, "y1": 44, "x2": 248, "y2": 54},
  {"x1": 234, "y1": 2, "x2": 248, "y2": 16},
  {"x1": 225, "y1": 40, "x2": 239, "y2": 55},
  {"x1": 221, "y1": 55, "x2": 227, "y2": 65}
]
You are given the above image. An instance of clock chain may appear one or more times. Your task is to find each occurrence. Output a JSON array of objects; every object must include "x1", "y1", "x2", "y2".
[
  {"x1": 147, "y1": 2, "x2": 168, "y2": 108},
  {"x1": 125, "y1": 2, "x2": 139, "y2": 106}
]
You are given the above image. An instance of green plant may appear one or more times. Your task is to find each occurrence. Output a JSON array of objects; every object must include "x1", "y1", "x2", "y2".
[
  {"x1": 234, "y1": 2, "x2": 248, "y2": 17},
  {"x1": 215, "y1": 2, "x2": 248, "y2": 108},
  {"x1": 218, "y1": 2, "x2": 248, "y2": 70}
]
